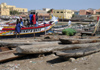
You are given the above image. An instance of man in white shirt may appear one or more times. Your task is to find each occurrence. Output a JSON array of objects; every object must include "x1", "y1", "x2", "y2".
[{"x1": 68, "y1": 20, "x2": 71, "y2": 27}]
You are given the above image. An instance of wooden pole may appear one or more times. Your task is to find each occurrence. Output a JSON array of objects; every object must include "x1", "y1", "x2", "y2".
[
  {"x1": 33, "y1": 25, "x2": 35, "y2": 39},
  {"x1": 16, "y1": 33, "x2": 17, "y2": 38},
  {"x1": 93, "y1": 20, "x2": 100, "y2": 34},
  {"x1": 45, "y1": 24, "x2": 46, "y2": 35},
  {"x1": 19, "y1": 33, "x2": 20, "y2": 38}
]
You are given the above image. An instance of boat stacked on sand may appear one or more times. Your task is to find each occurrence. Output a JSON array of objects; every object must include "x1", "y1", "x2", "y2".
[{"x1": 0, "y1": 16, "x2": 58, "y2": 37}]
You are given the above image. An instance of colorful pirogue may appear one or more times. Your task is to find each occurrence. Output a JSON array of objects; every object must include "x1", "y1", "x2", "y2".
[{"x1": 0, "y1": 16, "x2": 58, "y2": 37}]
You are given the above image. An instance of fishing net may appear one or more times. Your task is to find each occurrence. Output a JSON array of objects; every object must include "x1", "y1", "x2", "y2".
[{"x1": 62, "y1": 28, "x2": 76, "y2": 36}]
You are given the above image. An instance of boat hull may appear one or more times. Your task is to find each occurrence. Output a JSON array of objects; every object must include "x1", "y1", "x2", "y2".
[
  {"x1": 0, "y1": 30, "x2": 52, "y2": 38},
  {"x1": 0, "y1": 16, "x2": 58, "y2": 38},
  {"x1": 0, "y1": 23, "x2": 54, "y2": 38}
]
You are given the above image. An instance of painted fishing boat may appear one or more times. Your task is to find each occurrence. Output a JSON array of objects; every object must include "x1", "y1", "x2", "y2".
[
  {"x1": 0, "y1": 16, "x2": 58, "y2": 38},
  {"x1": 0, "y1": 20, "x2": 16, "y2": 27}
]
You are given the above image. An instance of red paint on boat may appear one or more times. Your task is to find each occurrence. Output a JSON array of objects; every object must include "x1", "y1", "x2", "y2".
[{"x1": 2, "y1": 24, "x2": 51, "y2": 30}]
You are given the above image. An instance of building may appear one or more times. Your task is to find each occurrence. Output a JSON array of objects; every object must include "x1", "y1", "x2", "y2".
[
  {"x1": 0, "y1": 3, "x2": 10, "y2": 16},
  {"x1": 29, "y1": 10, "x2": 50, "y2": 20},
  {"x1": 73, "y1": 10, "x2": 79, "y2": 15},
  {"x1": 79, "y1": 10, "x2": 94, "y2": 15},
  {"x1": 79, "y1": 9, "x2": 100, "y2": 16},
  {"x1": 43, "y1": 8, "x2": 50, "y2": 12},
  {"x1": 0, "y1": 3, "x2": 28, "y2": 15},
  {"x1": 52, "y1": 9, "x2": 74, "y2": 19},
  {"x1": 0, "y1": 6, "x2": 10, "y2": 16},
  {"x1": 79, "y1": 8, "x2": 96, "y2": 15},
  {"x1": 94, "y1": 9, "x2": 100, "y2": 15}
]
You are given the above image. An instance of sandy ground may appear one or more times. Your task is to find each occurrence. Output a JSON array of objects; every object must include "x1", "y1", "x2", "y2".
[
  {"x1": 0, "y1": 35, "x2": 100, "y2": 70},
  {"x1": 0, "y1": 51, "x2": 100, "y2": 70}
]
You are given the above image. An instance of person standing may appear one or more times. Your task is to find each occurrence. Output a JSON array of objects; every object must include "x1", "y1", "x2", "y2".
[
  {"x1": 29, "y1": 12, "x2": 33, "y2": 26},
  {"x1": 32, "y1": 12, "x2": 36, "y2": 38},
  {"x1": 36, "y1": 13, "x2": 38, "y2": 27},
  {"x1": 68, "y1": 20, "x2": 72, "y2": 27},
  {"x1": 15, "y1": 19, "x2": 21, "y2": 38},
  {"x1": 32, "y1": 12, "x2": 36, "y2": 26}
]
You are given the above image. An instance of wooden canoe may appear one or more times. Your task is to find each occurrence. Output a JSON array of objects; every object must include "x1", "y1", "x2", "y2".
[
  {"x1": 59, "y1": 38, "x2": 100, "y2": 44},
  {"x1": 0, "y1": 41, "x2": 59, "y2": 48},
  {"x1": 54, "y1": 45, "x2": 100, "y2": 58},
  {"x1": 16, "y1": 42, "x2": 100, "y2": 54},
  {"x1": 0, "y1": 47, "x2": 24, "y2": 62}
]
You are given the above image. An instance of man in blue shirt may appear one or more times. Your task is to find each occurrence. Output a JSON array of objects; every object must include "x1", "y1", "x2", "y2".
[
  {"x1": 29, "y1": 12, "x2": 33, "y2": 26},
  {"x1": 15, "y1": 19, "x2": 21, "y2": 38}
]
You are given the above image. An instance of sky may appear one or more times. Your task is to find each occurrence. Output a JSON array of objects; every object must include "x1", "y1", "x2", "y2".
[{"x1": 0, "y1": 0, "x2": 100, "y2": 11}]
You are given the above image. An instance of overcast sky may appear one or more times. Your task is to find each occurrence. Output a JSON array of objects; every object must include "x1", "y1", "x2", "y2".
[{"x1": 0, "y1": 0, "x2": 99, "y2": 11}]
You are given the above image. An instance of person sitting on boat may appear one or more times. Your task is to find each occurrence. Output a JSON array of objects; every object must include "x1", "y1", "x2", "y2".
[
  {"x1": 15, "y1": 19, "x2": 21, "y2": 38},
  {"x1": 26, "y1": 19, "x2": 30, "y2": 27},
  {"x1": 24, "y1": 19, "x2": 26, "y2": 26},
  {"x1": 49, "y1": 21, "x2": 53, "y2": 24},
  {"x1": 20, "y1": 18, "x2": 24, "y2": 28},
  {"x1": 29, "y1": 12, "x2": 33, "y2": 26},
  {"x1": 43, "y1": 16, "x2": 46, "y2": 25},
  {"x1": 35, "y1": 12, "x2": 38, "y2": 27},
  {"x1": 32, "y1": 12, "x2": 36, "y2": 27}
]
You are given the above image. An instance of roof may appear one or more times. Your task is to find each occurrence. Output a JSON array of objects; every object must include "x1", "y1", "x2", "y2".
[
  {"x1": 36, "y1": 10, "x2": 47, "y2": 13},
  {"x1": 38, "y1": 13, "x2": 50, "y2": 16}
]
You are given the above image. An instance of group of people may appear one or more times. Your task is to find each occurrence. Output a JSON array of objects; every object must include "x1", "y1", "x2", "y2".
[
  {"x1": 15, "y1": 12, "x2": 38, "y2": 38},
  {"x1": 29, "y1": 12, "x2": 38, "y2": 27}
]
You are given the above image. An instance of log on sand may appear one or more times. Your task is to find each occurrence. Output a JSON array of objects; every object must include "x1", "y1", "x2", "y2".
[
  {"x1": 59, "y1": 38, "x2": 100, "y2": 44},
  {"x1": 16, "y1": 42, "x2": 100, "y2": 54},
  {"x1": 54, "y1": 45, "x2": 100, "y2": 58}
]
